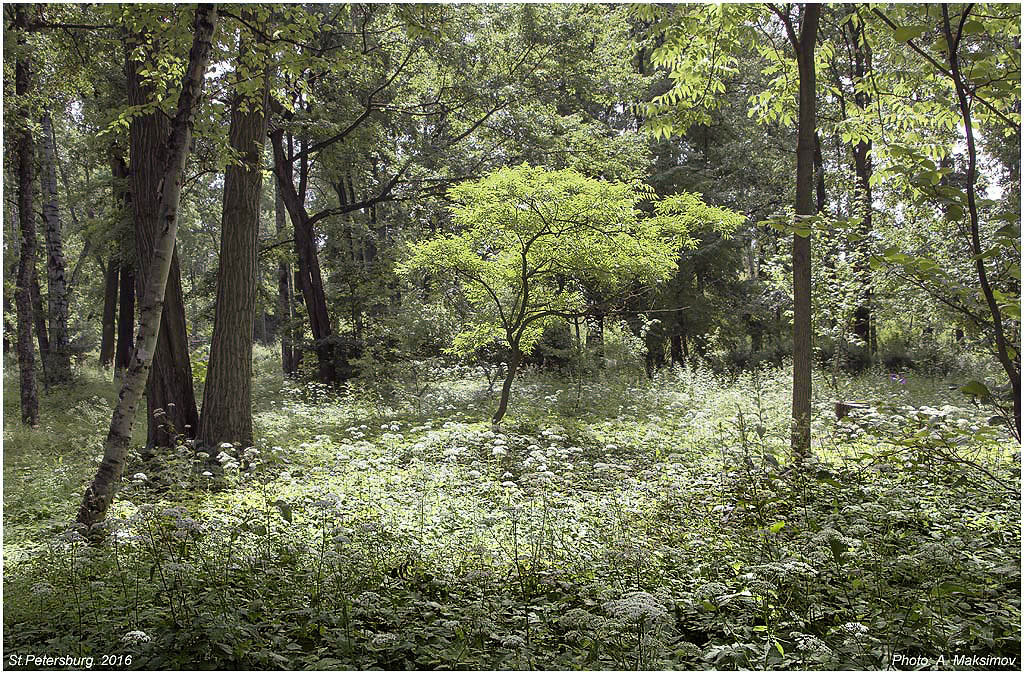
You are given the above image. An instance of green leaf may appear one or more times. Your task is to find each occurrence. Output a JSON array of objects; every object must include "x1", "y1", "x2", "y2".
[
  {"x1": 768, "y1": 521, "x2": 786, "y2": 534},
  {"x1": 893, "y1": 25, "x2": 927, "y2": 42},
  {"x1": 960, "y1": 20, "x2": 985, "y2": 35}
]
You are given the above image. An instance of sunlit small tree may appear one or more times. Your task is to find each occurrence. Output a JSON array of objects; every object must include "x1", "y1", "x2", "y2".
[{"x1": 404, "y1": 164, "x2": 743, "y2": 423}]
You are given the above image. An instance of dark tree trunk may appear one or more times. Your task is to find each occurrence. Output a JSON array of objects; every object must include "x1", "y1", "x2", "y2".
[
  {"x1": 99, "y1": 259, "x2": 118, "y2": 367},
  {"x1": 79, "y1": 5, "x2": 218, "y2": 527},
  {"x1": 270, "y1": 128, "x2": 337, "y2": 382},
  {"x1": 492, "y1": 344, "x2": 521, "y2": 425},
  {"x1": 110, "y1": 148, "x2": 135, "y2": 377},
  {"x1": 784, "y1": 4, "x2": 820, "y2": 459},
  {"x1": 670, "y1": 333, "x2": 684, "y2": 367},
  {"x1": 13, "y1": 4, "x2": 39, "y2": 426},
  {"x1": 126, "y1": 29, "x2": 199, "y2": 446},
  {"x1": 115, "y1": 260, "x2": 136, "y2": 378},
  {"x1": 199, "y1": 39, "x2": 268, "y2": 448},
  {"x1": 275, "y1": 181, "x2": 298, "y2": 375},
  {"x1": 39, "y1": 111, "x2": 72, "y2": 385},
  {"x1": 30, "y1": 272, "x2": 50, "y2": 382},
  {"x1": 586, "y1": 312, "x2": 605, "y2": 366},
  {"x1": 849, "y1": 16, "x2": 873, "y2": 352}
]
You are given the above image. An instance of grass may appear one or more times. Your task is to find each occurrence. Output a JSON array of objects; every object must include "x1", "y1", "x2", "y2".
[{"x1": 3, "y1": 348, "x2": 1020, "y2": 669}]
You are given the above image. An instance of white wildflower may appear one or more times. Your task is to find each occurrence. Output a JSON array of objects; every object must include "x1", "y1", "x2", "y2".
[
  {"x1": 604, "y1": 591, "x2": 668, "y2": 624},
  {"x1": 122, "y1": 630, "x2": 151, "y2": 644}
]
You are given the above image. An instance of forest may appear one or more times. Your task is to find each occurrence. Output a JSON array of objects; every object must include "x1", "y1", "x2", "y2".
[{"x1": 2, "y1": 2, "x2": 1020, "y2": 670}]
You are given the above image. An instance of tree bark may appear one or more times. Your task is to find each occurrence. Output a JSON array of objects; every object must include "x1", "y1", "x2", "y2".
[
  {"x1": 275, "y1": 181, "x2": 298, "y2": 375},
  {"x1": 109, "y1": 148, "x2": 135, "y2": 378},
  {"x1": 199, "y1": 34, "x2": 268, "y2": 448},
  {"x1": 942, "y1": 6, "x2": 1021, "y2": 437},
  {"x1": 492, "y1": 344, "x2": 521, "y2": 425},
  {"x1": 126, "y1": 22, "x2": 200, "y2": 446},
  {"x1": 670, "y1": 333, "x2": 684, "y2": 367},
  {"x1": 79, "y1": 4, "x2": 218, "y2": 528},
  {"x1": 115, "y1": 260, "x2": 136, "y2": 378},
  {"x1": 13, "y1": 4, "x2": 39, "y2": 426},
  {"x1": 30, "y1": 271, "x2": 50, "y2": 382},
  {"x1": 787, "y1": 4, "x2": 820, "y2": 460},
  {"x1": 39, "y1": 111, "x2": 72, "y2": 385},
  {"x1": 849, "y1": 15, "x2": 873, "y2": 352},
  {"x1": 270, "y1": 128, "x2": 337, "y2": 382},
  {"x1": 99, "y1": 258, "x2": 118, "y2": 367}
]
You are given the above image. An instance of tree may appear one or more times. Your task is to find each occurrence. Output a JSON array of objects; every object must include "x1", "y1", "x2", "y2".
[
  {"x1": 124, "y1": 9, "x2": 201, "y2": 447},
  {"x1": 274, "y1": 182, "x2": 299, "y2": 375},
  {"x1": 39, "y1": 110, "x2": 72, "y2": 385},
  {"x1": 9, "y1": 3, "x2": 40, "y2": 426},
  {"x1": 198, "y1": 15, "x2": 269, "y2": 448},
  {"x1": 642, "y1": 3, "x2": 821, "y2": 458},
  {"x1": 404, "y1": 164, "x2": 742, "y2": 424},
  {"x1": 769, "y1": 3, "x2": 821, "y2": 459},
  {"x1": 98, "y1": 256, "x2": 118, "y2": 367},
  {"x1": 869, "y1": 4, "x2": 1020, "y2": 437},
  {"x1": 78, "y1": 4, "x2": 217, "y2": 527}
]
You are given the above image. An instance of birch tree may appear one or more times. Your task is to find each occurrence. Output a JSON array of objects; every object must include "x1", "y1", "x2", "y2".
[{"x1": 78, "y1": 4, "x2": 218, "y2": 528}]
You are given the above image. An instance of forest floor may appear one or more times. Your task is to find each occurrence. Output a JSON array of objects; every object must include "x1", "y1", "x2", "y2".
[{"x1": 3, "y1": 349, "x2": 1020, "y2": 670}]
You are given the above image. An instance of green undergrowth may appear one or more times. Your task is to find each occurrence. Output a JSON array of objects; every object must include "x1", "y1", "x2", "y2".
[{"x1": 3, "y1": 356, "x2": 1020, "y2": 669}]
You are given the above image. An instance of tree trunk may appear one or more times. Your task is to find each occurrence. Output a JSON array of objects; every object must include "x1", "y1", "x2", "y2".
[
  {"x1": 270, "y1": 128, "x2": 337, "y2": 382},
  {"x1": 115, "y1": 260, "x2": 136, "y2": 378},
  {"x1": 110, "y1": 148, "x2": 135, "y2": 378},
  {"x1": 849, "y1": 16, "x2": 873, "y2": 352},
  {"x1": 79, "y1": 5, "x2": 217, "y2": 528},
  {"x1": 670, "y1": 333, "x2": 684, "y2": 367},
  {"x1": 30, "y1": 271, "x2": 51, "y2": 383},
  {"x1": 13, "y1": 4, "x2": 39, "y2": 426},
  {"x1": 586, "y1": 312, "x2": 605, "y2": 366},
  {"x1": 99, "y1": 258, "x2": 118, "y2": 367},
  {"x1": 813, "y1": 132, "x2": 826, "y2": 215},
  {"x1": 275, "y1": 181, "x2": 297, "y2": 375},
  {"x1": 788, "y1": 4, "x2": 820, "y2": 460},
  {"x1": 126, "y1": 25, "x2": 200, "y2": 446},
  {"x1": 492, "y1": 345, "x2": 521, "y2": 425},
  {"x1": 942, "y1": 6, "x2": 1021, "y2": 437},
  {"x1": 199, "y1": 38, "x2": 268, "y2": 448},
  {"x1": 39, "y1": 111, "x2": 72, "y2": 385}
]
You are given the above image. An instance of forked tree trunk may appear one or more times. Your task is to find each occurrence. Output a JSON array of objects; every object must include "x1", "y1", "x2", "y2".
[
  {"x1": 99, "y1": 259, "x2": 118, "y2": 367},
  {"x1": 199, "y1": 35, "x2": 268, "y2": 448},
  {"x1": 78, "y1": 5, "x2": 217, "y2": 528},
  {"x1": 13, "y1": 4, "x2": 39, "y2": 426},
  {"x1": 126, "y1": 22, "x2": 200, "y2": 446},
  {"x1": 270, "y1": 129, "x2": 337, "y2": 383},
  {"x1": 39, "y1": 111, "x2": 72, "y2": 385},
  {"x1": 788, "y1": 4, "x2": 820, "y2": 460}
]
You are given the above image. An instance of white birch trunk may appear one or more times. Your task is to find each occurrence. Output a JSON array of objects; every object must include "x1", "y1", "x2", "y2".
[{"x1": 78, "y1": 4, "x2": 218, "y2": 528}]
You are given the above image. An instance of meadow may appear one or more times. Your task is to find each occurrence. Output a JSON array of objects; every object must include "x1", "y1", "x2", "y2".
[{"x1": 3, "y1": 349, "x2": 1020, "y2": 670}]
